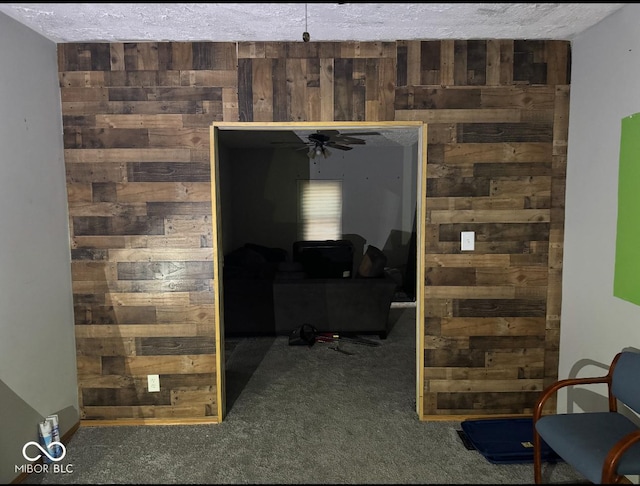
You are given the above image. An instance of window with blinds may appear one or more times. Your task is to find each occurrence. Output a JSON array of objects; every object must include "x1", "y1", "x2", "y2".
[{"x1": 297, "y1": 180, "x2": 343, "y2": 240}]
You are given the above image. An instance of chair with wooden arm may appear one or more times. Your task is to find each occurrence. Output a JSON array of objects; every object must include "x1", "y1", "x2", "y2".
[{"x1": 533, "y1": 351, "x2": 640, "y2": 484}]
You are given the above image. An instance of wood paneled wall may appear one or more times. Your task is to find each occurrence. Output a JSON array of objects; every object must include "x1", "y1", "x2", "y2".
[
  {"x1": 58, "y1": 39, "x2": 569, "y2": 421},
  {"x1": 403, "y1": 40, "x2": 569, "y2": 416}
]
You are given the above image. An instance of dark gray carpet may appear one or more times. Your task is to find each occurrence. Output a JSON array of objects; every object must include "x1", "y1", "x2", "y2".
[{"x1": 23, "y1": 308, "x2": 586, "y2": 484}]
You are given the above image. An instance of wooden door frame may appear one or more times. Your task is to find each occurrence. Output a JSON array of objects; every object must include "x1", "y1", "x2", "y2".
[{"x1": 209, "y1": 121, "x2": 427, "y2": 421}]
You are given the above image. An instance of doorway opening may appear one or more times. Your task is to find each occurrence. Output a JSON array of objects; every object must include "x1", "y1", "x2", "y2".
[{"x1": 210, "y1": 122, "x2": 426, "y2": 421}]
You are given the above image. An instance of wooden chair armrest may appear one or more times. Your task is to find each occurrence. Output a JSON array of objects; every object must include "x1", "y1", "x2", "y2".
[
  {"x1": 602, "y1": 429, "x2": 640, "y2": 483},
  {"x1": 533, "y1": 375, "x2": 610, "y2": 422}
]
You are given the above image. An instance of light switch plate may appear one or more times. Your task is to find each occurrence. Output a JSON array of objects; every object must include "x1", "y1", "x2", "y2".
[
  {"x1": 148, "y1": 374, "x2": 160, "y2": 392},
  {"x1": 461, "y1": 231, "x2": 475, "y2": 251}
]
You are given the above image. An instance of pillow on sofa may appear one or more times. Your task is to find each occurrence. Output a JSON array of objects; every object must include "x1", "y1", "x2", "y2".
[
  {"x1": 357, "y1": 245, "x2": 387, "y2": 278},
  {"x1": 244, "y1": 243, "x2": 287, "y2": 263},
  {"x1": 224, "y1": 243, "x2": 287, "y2": 280}
]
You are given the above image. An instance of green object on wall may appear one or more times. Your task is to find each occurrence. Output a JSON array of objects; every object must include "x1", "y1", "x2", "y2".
[{"x1": 614, "y1": 113, "x2": 640, "y2": 305}]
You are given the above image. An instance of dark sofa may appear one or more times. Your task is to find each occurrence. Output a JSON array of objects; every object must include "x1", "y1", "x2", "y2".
[
  {"x1": 223, "y1": 241, "x2": 398, "y2": 338},
  {"x1": 272, "y1": 275, "x2": 397, "y2": 338},
  {"x1": 273, "y1": 241, "x2": 397, "y2": 338}
]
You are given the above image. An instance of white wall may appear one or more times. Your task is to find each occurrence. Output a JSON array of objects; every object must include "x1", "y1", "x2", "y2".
[
  {"x1": 0, "y1": 12, "x2": 79, "y2": 482},
  {"x1": 561, "y1": 3, "x2": 640, "y2": 413}
]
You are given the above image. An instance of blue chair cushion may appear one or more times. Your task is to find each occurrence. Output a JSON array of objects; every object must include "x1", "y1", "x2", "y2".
[{"x1": 536, "y1": 412, "x2": 640, "y2": 483}]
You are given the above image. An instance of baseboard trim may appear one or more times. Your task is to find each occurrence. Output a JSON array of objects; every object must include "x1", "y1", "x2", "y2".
[
  {"x1": 11, "y1": 420, "x2": 81, "y2": 484},
  {"x1": 80, "y1": 417, "x2": 219, "y2": 427}
]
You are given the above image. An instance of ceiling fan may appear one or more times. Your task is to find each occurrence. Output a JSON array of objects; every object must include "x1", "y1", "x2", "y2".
[{"x1": 273, "y1": 130, "x2": 379, "y2": 159}]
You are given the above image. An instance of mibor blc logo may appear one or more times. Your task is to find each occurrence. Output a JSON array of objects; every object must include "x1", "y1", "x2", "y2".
[
  {"x1": 15, "y1": 441, "x2": 73, "y2": 475},
  {"x1": 23, "y1": 441, "x2": 66, "y2": 462}
]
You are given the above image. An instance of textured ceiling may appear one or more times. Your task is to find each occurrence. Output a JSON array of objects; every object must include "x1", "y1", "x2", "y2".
[{"x1": 0, "y1": 3, "x2": 627, "y2": 43}]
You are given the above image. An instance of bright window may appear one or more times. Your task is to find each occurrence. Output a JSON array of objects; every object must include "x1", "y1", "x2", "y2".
[{"x1": 297, "y1": 180, "x2": 342, "y2": 240}]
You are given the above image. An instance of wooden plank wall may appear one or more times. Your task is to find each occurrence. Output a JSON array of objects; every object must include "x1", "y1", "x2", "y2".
[
  {"x1": 59, "y1": 42, "x2": 237, "y2": 421},
  {"x1": 396, "y1": 40, "x2": 570, "y2": 416},
  {"x1": 58, "y1": 39, "x2": 569, "y2": 421}
]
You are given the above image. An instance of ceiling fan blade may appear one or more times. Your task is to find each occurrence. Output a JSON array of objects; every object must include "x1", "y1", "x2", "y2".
[
  {"x1": 327, "y1": 143, "x2": 353, "y2": 151},
  {"x1": 333, "y1": 136, "x2": 366, "y2": 145},
  {"x1": 340, "y1": 131, "x2": 381, "y2": 136}
]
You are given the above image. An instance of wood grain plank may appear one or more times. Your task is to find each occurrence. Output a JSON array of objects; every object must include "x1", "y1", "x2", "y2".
[
  {"x1": 252, "y1": 58, "x2": 273, "y2": 122},
  {"x1": 71, "y1": 236, "x2": 127, "y2": 249},
  {"x1": 499, "y1": 40, "x2": 514, "y2": 85},
  {"x1": 454, "y1": 299, "x2": 547, "y2": 317},
  {"x1": 76, "y1": 356, "x2": 102, "y2": 376},
  {"x1": 94, "y1": 114, "x2": 183, "y2": 129},
  {"x1": 64, "y1": 148, "x2": 192, "y2": 163},
  {"x1": 476, "y1": 267, "x2": 548, "y2": 286},
  {"x1": 108, "y1": 248, "x2": 212, "y2": 262},
  {"x1": 420, "y1": 41, "x2": 440, "y2": 85},
  {"x1": 156, "y1": 306, "x2": 215, "y2": 324},
  {"x1": 486, "y1": 40, "x2": 501, "y2": 86},
  {"x1": 425, "y1": 286, "x2": 515, "y2": 299},
  {"x1": 106, "y1": 355, "x2": 216, "y2": 375},
  {"x1": 440, "y1": 40, "x2": 455, "y2": 86},
  {"x1": 453, "y1": 40, "x2": 467, "y2": 86},
  {"x1": 104, "y1": 292, "x2": 191, "y2": 307},
  {"x1": 320, "y1": 58, "x2": 334, "y2": 121},
  {"x1": 406, "y1": 41, "x2": 422, "y2": 87},
  {"x1": 75, "y1": 324, "x2": 200, "y2": 338},
  {"x1": 73, "y1": 279, "x2": 212, "y2": 294},
  {"x1": 444, "y1": 143, "x2": 553, "y2": 164},
  {"x1": 424, "y1": 367, "x2": 517, "y2": 380},
  {"x1": 425, "y1": 254, "x2": 511, "y2": 268},
  {"x1": 545, "y1": 41, "x2": 569, "y2": 86},
  {"x1": 68, "y1": 202, "x2": 147, "y2": 217},
  {"x1": 441, "y1": 317, "x2": 546, "y2": 336},
  {"x1": 378, "y1": 57, "x2": 396, "y2": 121},
  {"x1": 222, "y1": 87, "x2": 240, "y2": 122},
  {"x1": 82, "y1": 405, "x2": 208, "y2": 419},
  {"x1": 114, "y1": 182, "x2": 211, "y2": 202},
  {"x1": 137, "y1": 337, "x2": 215, "y2": 355},
  {"x1": 73, "y1": 305, "x2": 157, "y2": 325},
  {"x1": 428, "y1": 379, "x2": 542, "y2": 393},
  {"x1": 170, "y1": 386, "x2": 215, "y2": 406},
  {"x1": 430, "y1": 209, "x2": 549, "y2": 224},
  {"x1": 395, "y1": 109, "x2": 521, "y2": 123},
  {"x1": 334, "y1": 58, "x2": 353, "y2": 121},
  {"x1": 71, "y1": 262, "x2": 118, "y2": 281},
  {"x1": 287, "y1": 58, "x2": 307, "y2": 122},
  {"x1": 61, "y1": 87, "x2": 109, "y2": 102},
  {"x1": 76, "y1": 337, "x2": 136, "y2": 356}
]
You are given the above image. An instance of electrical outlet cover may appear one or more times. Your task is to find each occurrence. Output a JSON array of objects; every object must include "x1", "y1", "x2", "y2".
[
  {"x1": 461, "y1": 231, "x2": 475, "y2": 251},
  {"x1": 148, "y1": 374, "x2": 160, "y2": 392}
]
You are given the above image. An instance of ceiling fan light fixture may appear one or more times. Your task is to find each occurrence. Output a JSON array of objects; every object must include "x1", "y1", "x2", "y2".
[
  {"x1": 307, "y1": 144, "x2": 331, "y2": 159},
  {"x1": 280, "y1": 129, "x2": 373, "y2": 159}
]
